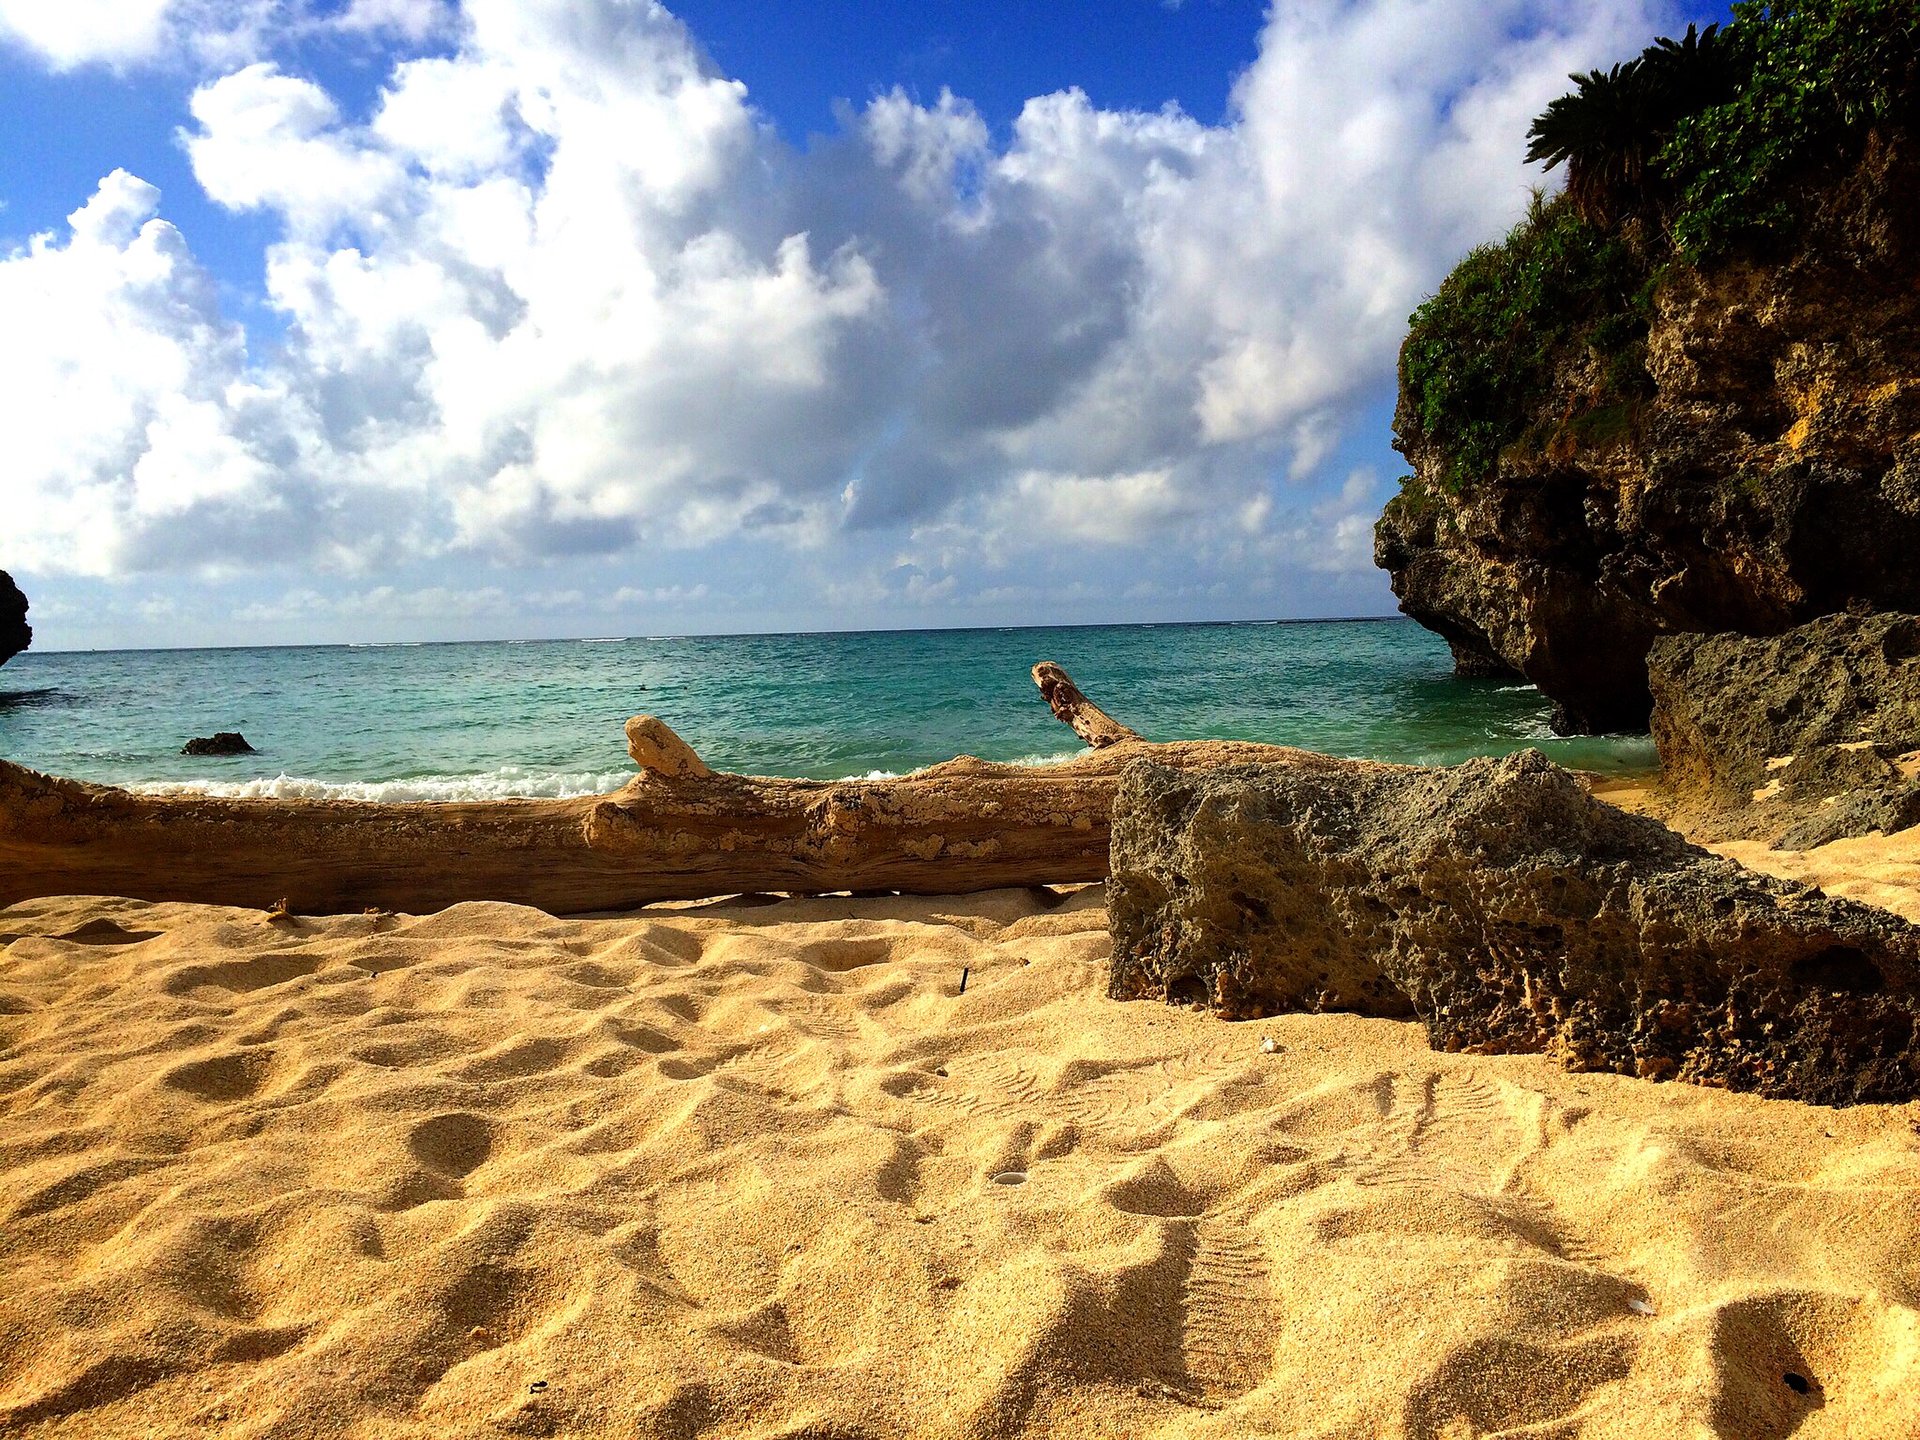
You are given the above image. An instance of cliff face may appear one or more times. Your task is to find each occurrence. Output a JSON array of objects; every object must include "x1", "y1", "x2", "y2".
[
  {"x1": 1377, "y1": 136, "x2": 1920, "y2": 733},
  {"x1": 0, "y1": 571, "x2": 28, "y2": 669}
]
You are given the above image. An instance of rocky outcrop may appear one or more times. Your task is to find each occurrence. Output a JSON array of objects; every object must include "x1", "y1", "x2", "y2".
[
  {"x1": 1648, "y1": 611, "x2": 1920, "y2": 846},
  {"x1": 1108, "y1": 750, "x2": 1920, "y2": 1105},
  {"x1": 1377, "y1": 136, "x2": 1920, "y2": 733},
  {"x1": 0, "y1": 571, "x2": 28, "y2": 669},
  {"x1": 182, "y1": 732, "x2": 256, "y2": 756}
]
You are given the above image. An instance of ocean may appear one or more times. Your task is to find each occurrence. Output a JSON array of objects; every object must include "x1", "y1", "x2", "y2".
[{"x1": 0, "y1": 619, "x2": 1655, "y2": 798}]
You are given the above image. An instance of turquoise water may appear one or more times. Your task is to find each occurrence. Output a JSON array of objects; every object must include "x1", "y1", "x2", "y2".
[{"x1": 0, "y1": 620, "x2": 1653, "y2": 798}]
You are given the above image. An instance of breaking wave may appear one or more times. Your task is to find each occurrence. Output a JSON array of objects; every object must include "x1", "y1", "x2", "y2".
[
  {"x1": 132, "y1": 766, "x2": 633, "y2": 803},
  {"x1": 837, "y1": 750, "x2": 1085, "y2": 781}
]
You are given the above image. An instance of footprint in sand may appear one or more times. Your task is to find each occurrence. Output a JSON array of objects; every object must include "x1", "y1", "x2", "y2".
[
  {"x1": 160, "y1": 1049, "x2": 276, "y2": 1104},
  {"x1": 54, "y1": 919, "x2": 162, "y2": 945},
  {"x1": 407, "y1": 1112, "x2": 496, "y2": 1179},
  {"x1": 1178, "y1": 1217, "x2": 1277, "y2": 1401}
]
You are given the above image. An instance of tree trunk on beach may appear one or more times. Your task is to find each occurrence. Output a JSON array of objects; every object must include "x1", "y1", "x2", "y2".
[{"x1": 0, "y1": 664, "x2": 1328, "y2": 915}]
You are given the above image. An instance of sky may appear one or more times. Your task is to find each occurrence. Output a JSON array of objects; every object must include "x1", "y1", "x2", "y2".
[{"x1": 0, "y1": 0, "x2": 1722, "y2": 650}]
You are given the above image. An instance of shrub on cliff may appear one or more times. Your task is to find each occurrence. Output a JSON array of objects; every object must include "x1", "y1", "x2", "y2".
[
  {"x1": 1662, "y1": 0, "x2": 1920, "y2": 259},
  {"x1": 1397, "y1": 0, "x2": 1920, "y2": 493},
  {"x1": 1397, "y1": 194, "x2": 1654, "y2": 492}
]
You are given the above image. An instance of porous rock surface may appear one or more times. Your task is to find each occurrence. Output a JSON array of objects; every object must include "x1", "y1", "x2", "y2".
[
  {"x1": 0, "y1": 570, "x2": 28, "y2": 669},
  {"x1": 1377, "y1": 136, "x2": 1920, "y2": 733},
  {"x1": 1649, "y1": 611, "x2": 1920, "y2": 846},
  {"x1": 1108, "y1": 750, "x2": 1920, "y2": 1105}
]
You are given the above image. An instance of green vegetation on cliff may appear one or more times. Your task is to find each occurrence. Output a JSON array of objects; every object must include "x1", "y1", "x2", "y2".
[
  {"x1": 1398, "y1": 196, "x2": 1653, "y2": 494},
  {"x1": 1398, "y1": 0, "x2": 1920, "y2": 492}
]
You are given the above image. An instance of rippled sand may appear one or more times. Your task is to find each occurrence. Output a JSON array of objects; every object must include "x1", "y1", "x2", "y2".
[{"x1": 1, "y1": 885, "x2": 1917, "y2": 1438}]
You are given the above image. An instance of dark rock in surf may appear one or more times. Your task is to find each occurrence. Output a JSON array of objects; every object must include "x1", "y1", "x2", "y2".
[
  {"x1": 1107, "y1": 750, "x2": 1920, "y2": 1105},
  {"x1": 183, "y1": 732, "x2": 256, "y2": 756}
]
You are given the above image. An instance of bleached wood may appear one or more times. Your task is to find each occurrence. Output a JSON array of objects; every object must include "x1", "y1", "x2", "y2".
[
  {"x1": 0, "y1": 664, "x2": 1336, "y2": 914},
  {"x1": 1032, "y1": 661, "x2": 1140, "y2": 748}
]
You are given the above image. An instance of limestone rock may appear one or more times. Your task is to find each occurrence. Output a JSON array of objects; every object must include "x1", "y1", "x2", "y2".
[
  {"x1": 1108, "y1": 750, "x2": 1920, "y2": 1105},
  {"x1": 183, "y1": 733, "x2": 256, "y2": 756},
  {"x1": 1377, "y1": 135, "x2": 1920, "y2": 733},
  {"x1": 1649, "y1": 612, "x2": 1920, "y2": 845},
  {"x1": 0, "y1": 571, "x2": 28, "y2": 669}
]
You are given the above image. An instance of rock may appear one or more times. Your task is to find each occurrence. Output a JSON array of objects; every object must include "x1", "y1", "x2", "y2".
[
  {"x1": 1378, "y1": 134, "x2": 1920, "y2": 733},
  {"x1": 0, "y1": 571, "x2": 29, "y2": 669},
  {"x1": 1648, "y1": 612, "x2": 1920, "y2": 845},
  {"x1": 624, "y1": 715, "x2": 712, "y2": 779},
  {"x1": 183, "y1": 733, "x2": 256, "y2": 756},
  {"x1": 1776, "y1": 784, "x2": 1920, "y2": 852},
  {"x1": 1107, "y1": 750, "x2": 1920, "y2": 1105}
]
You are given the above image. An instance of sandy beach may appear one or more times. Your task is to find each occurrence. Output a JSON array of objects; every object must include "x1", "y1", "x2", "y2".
[{"x1": 3, "y1": 854, "x2": 1917, "y2": 1438}]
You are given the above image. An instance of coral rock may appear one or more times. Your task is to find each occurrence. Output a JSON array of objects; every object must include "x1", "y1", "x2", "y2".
[
  {"x1": 1108, "y1": 750, "x2": 1920, "y2": 1105},
  {"x1": 0, "y1": 571, "x2": 28, "y2": 669},
  {"x1": 1649, "y1": 611, "x2": 1920, "y2": 845},
  {"x1": 183, "y1": 733, "x2": 256, "y2": 756},
  {"x1": 1378, "y1": 136, "x2": 1920, "y2": 733}
]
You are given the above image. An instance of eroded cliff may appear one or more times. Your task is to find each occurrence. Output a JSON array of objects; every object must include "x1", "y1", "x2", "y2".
[
  {"x1": 1379, "y1": 136, "x2": 1920, "y2": 732},
  {"x1": 1377, "y1": 4, "x2": 1920, "y2": 733}
]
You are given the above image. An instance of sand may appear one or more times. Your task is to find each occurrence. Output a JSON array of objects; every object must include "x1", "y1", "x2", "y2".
[{"x1": 2, "y1": 879, "x2": 1918, "y2": 1439}]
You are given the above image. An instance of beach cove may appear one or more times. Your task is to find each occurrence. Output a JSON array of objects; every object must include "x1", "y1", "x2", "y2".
[
  {"x1": 1, "y1": 646, "x2": 1917, "y2": 1437},
  {"x1": 8, "y1": 0, "x2": 1920, "y2": 1432}
]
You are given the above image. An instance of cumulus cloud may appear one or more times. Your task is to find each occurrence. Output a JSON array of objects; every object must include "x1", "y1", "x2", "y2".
[
  {"x1": 0, "y1": 170, "x2": 251, "y2": 573},
  {"x1": 3, "y1": 0, "x2": 1687, "y2": 618},
  {"x1": 0, "y1": 0, "x2": 176, "y2": 69},
  {"x1": 0, "y1": 0, "x2": 454, "y2": 70}
]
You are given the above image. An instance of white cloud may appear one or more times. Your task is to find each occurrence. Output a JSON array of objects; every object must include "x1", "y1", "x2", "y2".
[
  {"x1": 0, "y1": 0, "x2": 455, "y2": 70},
  {"x1": 186, "y1": 65, "x2": 410, "y2": 236},
  {"x1": 3, "y1": 0, "x2": 1689, "y2": 627},
  {"x1": 0, "y1": 0, "x2": 173, "y2": 69},
  {"x1": 0, "y1": 170, "x2": 252, "y2": 572}
]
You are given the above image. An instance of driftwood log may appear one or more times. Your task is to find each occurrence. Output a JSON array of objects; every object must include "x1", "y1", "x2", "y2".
[
  {"x1": 1032, "y1": 661, "x2": 1139, "y2": 747},
  {"x1": 0, "y1": 663, "x2": 1327, "y2": 914}
]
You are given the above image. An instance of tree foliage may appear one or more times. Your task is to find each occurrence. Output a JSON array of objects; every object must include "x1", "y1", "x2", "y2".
[
  {"x1": 1526, "y1": 0, "x2": 1919, "y2": 256},
  {"x1": 1526, "y1": 24, "x2": 1740, "y2": 227},
  {"x1": 1662, "y1": 0, "x2": 1920, "y2": 258}
]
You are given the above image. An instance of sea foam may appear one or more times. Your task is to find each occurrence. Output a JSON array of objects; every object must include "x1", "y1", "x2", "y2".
[{"x1": 132, "y1": 766, "x2": 633, "y2": 803}]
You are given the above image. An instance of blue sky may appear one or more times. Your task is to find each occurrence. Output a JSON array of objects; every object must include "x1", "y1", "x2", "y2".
[{"x1": 0, "y1": 0, "x2": 1718, "y2": 649}]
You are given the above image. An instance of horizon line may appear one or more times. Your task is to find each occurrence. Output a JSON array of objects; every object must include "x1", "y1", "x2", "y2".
[{"x1": 8, "y1": 611, "x2": 1410, "y2": 658}]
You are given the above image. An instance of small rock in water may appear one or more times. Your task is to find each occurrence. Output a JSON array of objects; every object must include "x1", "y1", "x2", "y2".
[{"x1": 183, "y1": 731, "x2": 255, "y2": 756}]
